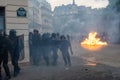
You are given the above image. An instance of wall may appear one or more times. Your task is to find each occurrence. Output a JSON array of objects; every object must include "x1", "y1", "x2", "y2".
[{"x1": 0, "y1": 0, "x2": 29, "y2": 62}]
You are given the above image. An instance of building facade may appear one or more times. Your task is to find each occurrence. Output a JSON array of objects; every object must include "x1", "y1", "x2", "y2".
[
  {"x1": 28, "y1": 0, "x2": 42, "y2": 32},
  {"x1": 39, "y1": 0, "x2": 53, "y2": 33},
  {"x1": 53, "y1": 0, "x2": 79, "y2": 33},
  {"x1": 54, "y1": 0, "x2": 78, "y2": 17},
  {"x1": 0, "y1": 0, "x2": 29, "y2": 62}
]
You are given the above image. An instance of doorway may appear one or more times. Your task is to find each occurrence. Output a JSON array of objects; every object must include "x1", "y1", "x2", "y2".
[{"x1": 0, "y1": 7, "x2": 5, "y2": 31}]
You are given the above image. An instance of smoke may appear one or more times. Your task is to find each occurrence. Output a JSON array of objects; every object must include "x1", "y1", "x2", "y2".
[
  {"x1": 104, "y1": 0, "x2": 120, "y2": 44},
  {"x1": 53, "y1": 0, "x2": 120, "y2": 44}
]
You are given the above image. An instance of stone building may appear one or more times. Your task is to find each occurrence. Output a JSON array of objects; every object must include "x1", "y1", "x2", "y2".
[
  {"x1": 39, "y1": 0, "x2": 53, "y2": 33},
  {"x1": 0, "y1": 0, "x2": 29, "y2": 62},
  {"x1": 28, "y1": 0, "x2": 42, "y2": 32},
  {"x1": 53, "y1": 0, "x2": 80, "y2": 33}
]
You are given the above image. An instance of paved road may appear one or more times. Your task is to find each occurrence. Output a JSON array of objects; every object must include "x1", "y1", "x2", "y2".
[
  {"x1": 4, "y1": 43, "x2": 120, "y2": 80},
  {"x1": 75, "y1": 44, "x2": 120, "y2": 68}
]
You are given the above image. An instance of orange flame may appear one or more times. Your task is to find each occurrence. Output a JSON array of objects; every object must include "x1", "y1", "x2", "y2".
[{"x1": 81, "y1": 32, "x2": 107, "y2": 51}]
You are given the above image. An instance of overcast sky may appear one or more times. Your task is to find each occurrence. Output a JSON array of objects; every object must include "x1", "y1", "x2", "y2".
[{"x1": 47, "y1": 0, "x2": 109, "y2": 10}]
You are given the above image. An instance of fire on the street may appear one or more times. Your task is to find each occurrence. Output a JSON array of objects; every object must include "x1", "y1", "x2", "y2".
[{"x1": 80, "y1": 32, "x2": 107, "y2": 51}]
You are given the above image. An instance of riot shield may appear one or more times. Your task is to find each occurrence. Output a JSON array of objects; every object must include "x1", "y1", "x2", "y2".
[{"x1": 18, "y1": 34, "x2": 25, "y2": 61}]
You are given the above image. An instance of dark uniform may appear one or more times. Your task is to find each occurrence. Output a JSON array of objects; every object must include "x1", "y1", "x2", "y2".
[
  {"x1": 41, "y1": 33, "x2": 50, "y2": 66},
  {"x1": 0, "y1": 32, "x2": 11, "y2": 80},
  {"x1": 51, "y1": 33, "x2": 59, "y2": 65},
  {"x1": 32, "y1": 30, "x2": 41, "y2": 66},
  {"x1": 60, "y1": 35, "x2": 71, "y2": 66},
  {"x1": 9, "y1": 29, "x2": 20, "y2": 77}
]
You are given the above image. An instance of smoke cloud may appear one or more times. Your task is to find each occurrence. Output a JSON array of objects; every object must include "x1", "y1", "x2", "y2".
[{"x1": 53, "y1": 0, "x2": 120, "y2": 44}]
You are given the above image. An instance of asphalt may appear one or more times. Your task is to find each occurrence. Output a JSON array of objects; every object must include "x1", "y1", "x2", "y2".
[{"x1": 2, "y1": 43, "x2": 120, "y2": 80}]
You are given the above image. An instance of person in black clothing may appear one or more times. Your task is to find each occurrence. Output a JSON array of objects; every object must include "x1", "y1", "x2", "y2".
[
  {"x1": 32, "y1": 29, "x2": 41, "y2": 66},
  {"x1": 56, "y1": 33, "x2": 60, "y2": 40},
  {"x1": 9, "y1": 29, "x2": 20, "y2": 77},
  {"x1": 41, "y1": 33, "x2": 50, "y2": 66},
  {"x1": 51, "y1": 33, "x2": 59, "y2": 65},
  {"x1": 60, "y1": 35, "x2": 71, "y2": 67},
  {"x1": 0, "y1": 31, "x2": 11, "y2": 80}
]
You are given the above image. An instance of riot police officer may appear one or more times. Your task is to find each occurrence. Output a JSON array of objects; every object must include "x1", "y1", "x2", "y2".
[
  {"x1": 9, "y1": 29, "x2": 20, "y2": 77},
  {"x1": 60, "y1": 35, "x2": 71, "y2": 67},
  {"x1": 41, "y1": 33, "x2": 50, "y2": 66},
  {"x1": 32, "y1": 29, "x2": 41, "y2": 66},
  {"x1": 51, "y1": 33, "x2": 59, "y2": 65},
  {"x1": 0, "y1": 31, "x2": 11, "y2": 80}
]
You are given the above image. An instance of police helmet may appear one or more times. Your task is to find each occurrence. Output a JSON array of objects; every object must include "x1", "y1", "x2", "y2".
[
  {"x1": 9, "y1": 29, "x2": 16, "y2": 33},
  {"x1": 9, "y1": 29, "x2": 16, "y2": 36},
  {"x1": 33, "y1": 29, "x2": 38, "y2": 33}
]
